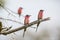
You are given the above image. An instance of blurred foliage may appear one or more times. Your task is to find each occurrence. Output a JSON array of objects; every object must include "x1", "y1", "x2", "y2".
[
  {"x1": 0, "y1": 22, "x2": 2, "y2": 32},
  {"x1": 0, "y1": 0, "x2": 5, "y2": 8}
]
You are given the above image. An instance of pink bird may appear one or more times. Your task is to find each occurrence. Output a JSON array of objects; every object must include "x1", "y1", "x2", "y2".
[
  {"x1": 18, "y1": 7, "x2": 23, "y2": 17},
  {"x1": 36, "y1": 10, "x2": 44, "y2": 32},
  {"x1": 23, "y1": 15, "x2": 31, "y2": 37}
]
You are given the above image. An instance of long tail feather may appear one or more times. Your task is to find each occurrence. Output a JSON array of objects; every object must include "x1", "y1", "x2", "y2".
[
  {"x1": 23, "y1": 28, "x2": 26, "y2": 37},
  {"x1": 36, "y1": 21, "x2": 40, "y2": 32},
  {"x1": 19, "y1": 15, "x2": 21, "y2": 18},
  {"x1": 23, "y1": 31, "x2": 25, "y2": 37}
]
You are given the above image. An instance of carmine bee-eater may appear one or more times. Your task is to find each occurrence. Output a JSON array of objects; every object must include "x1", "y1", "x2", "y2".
[
  {"x1": 36, "y1": 10, "x2": 44, "y2": 32},
  {"x1": 0, "y1": 22, "x2": 2, "y2": 32},
  {"x1": 18, "y1": 7, "x2": 23, "y2": 17},
  {"x1": 23, "y1": 15, "x2": 31, "y2": 37}
]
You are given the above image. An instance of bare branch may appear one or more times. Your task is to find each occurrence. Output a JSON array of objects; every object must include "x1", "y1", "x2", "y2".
[{"x1": 0, "y1": 17, "x2": 50, "y2": 35}]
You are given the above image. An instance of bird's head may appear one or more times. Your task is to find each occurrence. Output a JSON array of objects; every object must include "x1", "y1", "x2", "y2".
[
  {"x1": 19, "y1": 7, "x2": 23, "y2": 9},
  {"x1": 25, "y1": 15, "x2": 31, "y2": 18},
  {"x1": 40, "y1": 10, "x2": 44, "y2": 12}
]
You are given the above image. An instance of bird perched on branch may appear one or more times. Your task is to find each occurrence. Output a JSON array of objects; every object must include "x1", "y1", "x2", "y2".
[
  {"x1": 18, "y1": 7, "x2": 23, "y2": 17},
  {"x1": 36, "y1": 10, "x2": 44, "y2": 32},
  {"x1": 23, "y1": 15, "x2": 31, "y2": 37}
]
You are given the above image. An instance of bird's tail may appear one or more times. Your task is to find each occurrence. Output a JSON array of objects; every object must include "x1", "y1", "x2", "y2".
[
  {"x1": 36, "y1": 21, "x2": 40, "y2": 32},
  {"x1": 19, "y1": 15, "x2": 21, "y2": 18},
  {"x1": 23, "y1": 28, "x2": 26, "y2": 37},
  {"x1": 23, "y1": 31, "x2": 25, "y2": 37}
]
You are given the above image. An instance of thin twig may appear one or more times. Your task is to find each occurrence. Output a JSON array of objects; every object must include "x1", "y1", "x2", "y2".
[
  {"x1": 4, "y1": 6, "x2": 25, "y2": 17},
  {"x1": 0, "y1": 17, "x2": 23, "y2": 25},
  {"x1": 0, "y1": 5, "x2": 16, "y2": 17},
  {"x1": 0, "y1": 5, "x2": 24, "y2": 17}
]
